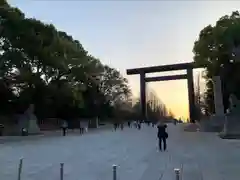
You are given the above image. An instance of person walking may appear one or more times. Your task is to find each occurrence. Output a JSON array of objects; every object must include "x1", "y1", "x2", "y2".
[
  {"x1": 120, "y1": 123, "x2": 124, "y2": 130},
  {"x1": 152, "y1": 122, "x2": 155, "y2": 127},
  {"x1": 127, "y1": 121, "x2": 131, "y2": 128},
  {"x1": 137, "y1": 121, "x2": 141, "y2": 130},
  {"x1": 174, "y1": 120, "x2": 177, "y2": 125},
  {"x1": 133, "y1": 121, "x2": 137, "y2": 128},
  {"x1": 79, "y1": 120, "x2": 84, "y2": 135},
  {"x1": 61, "y1": 120, "x2": 68, "y2": 136},
  {"x1": 114, "y1": 122, "x2": 117, "y2": 131},
  {"x1": 157, "y1": 121, "x2": 168, "y2": 151}
]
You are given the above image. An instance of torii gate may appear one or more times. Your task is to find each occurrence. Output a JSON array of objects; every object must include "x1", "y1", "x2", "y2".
[{"x1": 126, "y1": 62, "x2": 203, "y2": 123}]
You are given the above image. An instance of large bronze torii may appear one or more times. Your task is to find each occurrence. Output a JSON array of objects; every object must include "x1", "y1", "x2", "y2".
[{"x1": 126, "y1": 62, "x2": 202, "y2": 123}]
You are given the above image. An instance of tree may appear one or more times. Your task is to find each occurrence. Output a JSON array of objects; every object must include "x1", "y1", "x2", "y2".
[
  {"x1": 0, "y1": 1, "x2": 173, "y2": 129},
  {"x1": 0, "y1": 1, "x2": 132, "y2": 125},
  {"x1": 128, "y1": 87, "x2": 173, "y2": 122},
  {"x1": 146, "y1": 88, "x2": 170, "y2": 120},
  {"x1": 98, "y1": 65, "x2": 131, "y2": 105},
  {"x1": 193, "y1": 11, "x2": 240, "y2": 114},
  {"x1": 0, "y1": 3, "x2": 88, "y2": 118}
]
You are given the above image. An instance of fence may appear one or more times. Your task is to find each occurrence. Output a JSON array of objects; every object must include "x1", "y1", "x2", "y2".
[{"x1": 16, "y1": 158, "x2": 182, "y2": 180}]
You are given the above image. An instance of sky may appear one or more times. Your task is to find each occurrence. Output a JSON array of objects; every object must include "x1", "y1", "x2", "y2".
[{"x1": 8, "y1": 0, "x2": 240, "y2": 120}]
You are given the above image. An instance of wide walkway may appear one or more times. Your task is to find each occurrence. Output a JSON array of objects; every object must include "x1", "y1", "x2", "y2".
[
  {"x1": 0, "y1": 124, "x2": 240, "y2": 180},
  {"x1": 143, "y1": 124, "x2": 240, "y2": 180}
]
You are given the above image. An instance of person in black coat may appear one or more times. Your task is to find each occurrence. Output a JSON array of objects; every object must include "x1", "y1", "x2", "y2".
[
  {"x1": 127, "y1": 121, "x2": 131, "y2": 128},
  {"x1": 157, "y1": 122, "x2": 168, "y2": 151}
]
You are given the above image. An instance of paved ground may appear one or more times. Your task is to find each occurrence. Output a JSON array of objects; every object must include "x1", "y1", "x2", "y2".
[
  {"x1": 0, "y1": 124, "x2": 112, "y2": 144},
  {"x1": 0, "y1": 124, "x2": 240, "y2": 180}
]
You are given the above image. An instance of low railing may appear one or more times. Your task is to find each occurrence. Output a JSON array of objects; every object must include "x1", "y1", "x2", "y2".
[{"x1": 16, "y1": 158, "x2": 182, "y2": 180}]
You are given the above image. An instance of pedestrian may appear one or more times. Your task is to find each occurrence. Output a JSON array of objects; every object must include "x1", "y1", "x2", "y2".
[
  {"x1": 174, "y1": 120, "x2": 177, "y2": 125},
  {"x1": 114, "y1": 122, "x2": 117, "y2": 131},
  {"x1": 62, "y1": 120, "x2": 68, "y2": 136},
  {"x1": 157, "y1": 121, "x2": 168, "y2": 151},
  {"x1": 138, "y1": 121, "x2": 141, "y2": 130},
  {"x1": 133, "y1": 121, "x2": 137, "y2": 128},
  {"x1": 127, "y1": 121, "x2": 131, "y2": 128},
  {"x1": 120, "y1": 123, "x2": 124, "y2": 130},
  {"x1": 79, "y1": 120, "x2": 84, "y2": 135}
]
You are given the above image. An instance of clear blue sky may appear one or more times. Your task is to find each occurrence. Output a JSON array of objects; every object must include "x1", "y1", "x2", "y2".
[{"x1": 8, "y1": 0, "x2": 240, "y2": 119}]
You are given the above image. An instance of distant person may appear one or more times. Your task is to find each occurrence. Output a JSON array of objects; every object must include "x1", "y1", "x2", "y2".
[
  {"x1": 134, "y1": 121, "x2": 138, "y2": 128},
  {"x1": 157, "y1": 122, "x2": 168, "y2": 151},
  {"x1": 137, "y1": 121, "x2": 141, "y2": 130},
  {"x1": 61, "y1": 120, "x2": 68, "y2": 136},
  {"x1": 79, "y1": 120, "x2": 84, "y2": 135},
  {"x1": 152, "y1": 122, "x2": 155, "y2": 127},
  {"x1": 174, "y1": 120, "x2": 177, "y2": 125},
  {"x1": 120, "y1": 123, "x2": 124, "y2": 130},
  {"x1": 127, "y1": 121, "x2": 131, "y2": 128},
  {"x1": 114, "y1": 123, "x2": 117, "y2": 131}
]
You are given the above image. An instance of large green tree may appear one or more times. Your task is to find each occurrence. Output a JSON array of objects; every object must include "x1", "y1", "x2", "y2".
[
  {"x1": 193, "y1": 11, "x2": 240, "y2": 114},
  {"x1": 0, "y1": 1, "x2": 131, "y2": 123},
  {"x1": 0, "y1": 0, "x2": 173, "y2": 129},
  {"x1": 99, "y1": 65, "x2": 131, "y2": 105}
]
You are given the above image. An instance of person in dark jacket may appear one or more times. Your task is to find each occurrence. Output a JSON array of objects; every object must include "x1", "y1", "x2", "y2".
[
  {"x1": 127, "y1": 121, "x2": 131, "y2": 128},
  {"x1": 137, "y1": 121, "x2": 141, "y2": 130},
  {"x1": 157, "y1": 122, "x2": 168, "y2": 151},
  {"x1": 61, "y1": 120, "x2": 68, "y2": 136},
  {"x1": 120, "y1": 123, "x2": 124, "y2": 130},
  {"x1": 114, "y1": 122, "x2": 117, "y2": 131},
  {"x1": 79, "y1": 120, "x2": 84, "y2": 135}
]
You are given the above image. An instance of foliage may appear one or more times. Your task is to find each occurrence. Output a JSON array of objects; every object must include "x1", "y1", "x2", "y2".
[
  {"x1": 0, "y1": 2, "x2": 127, "y2": 120},
  {"x1": 193, "y1": 11, "x2": 240, "y2": 114},
  {"x1": 0, "y1": 1, "x2": 172, "y2": 126}
]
